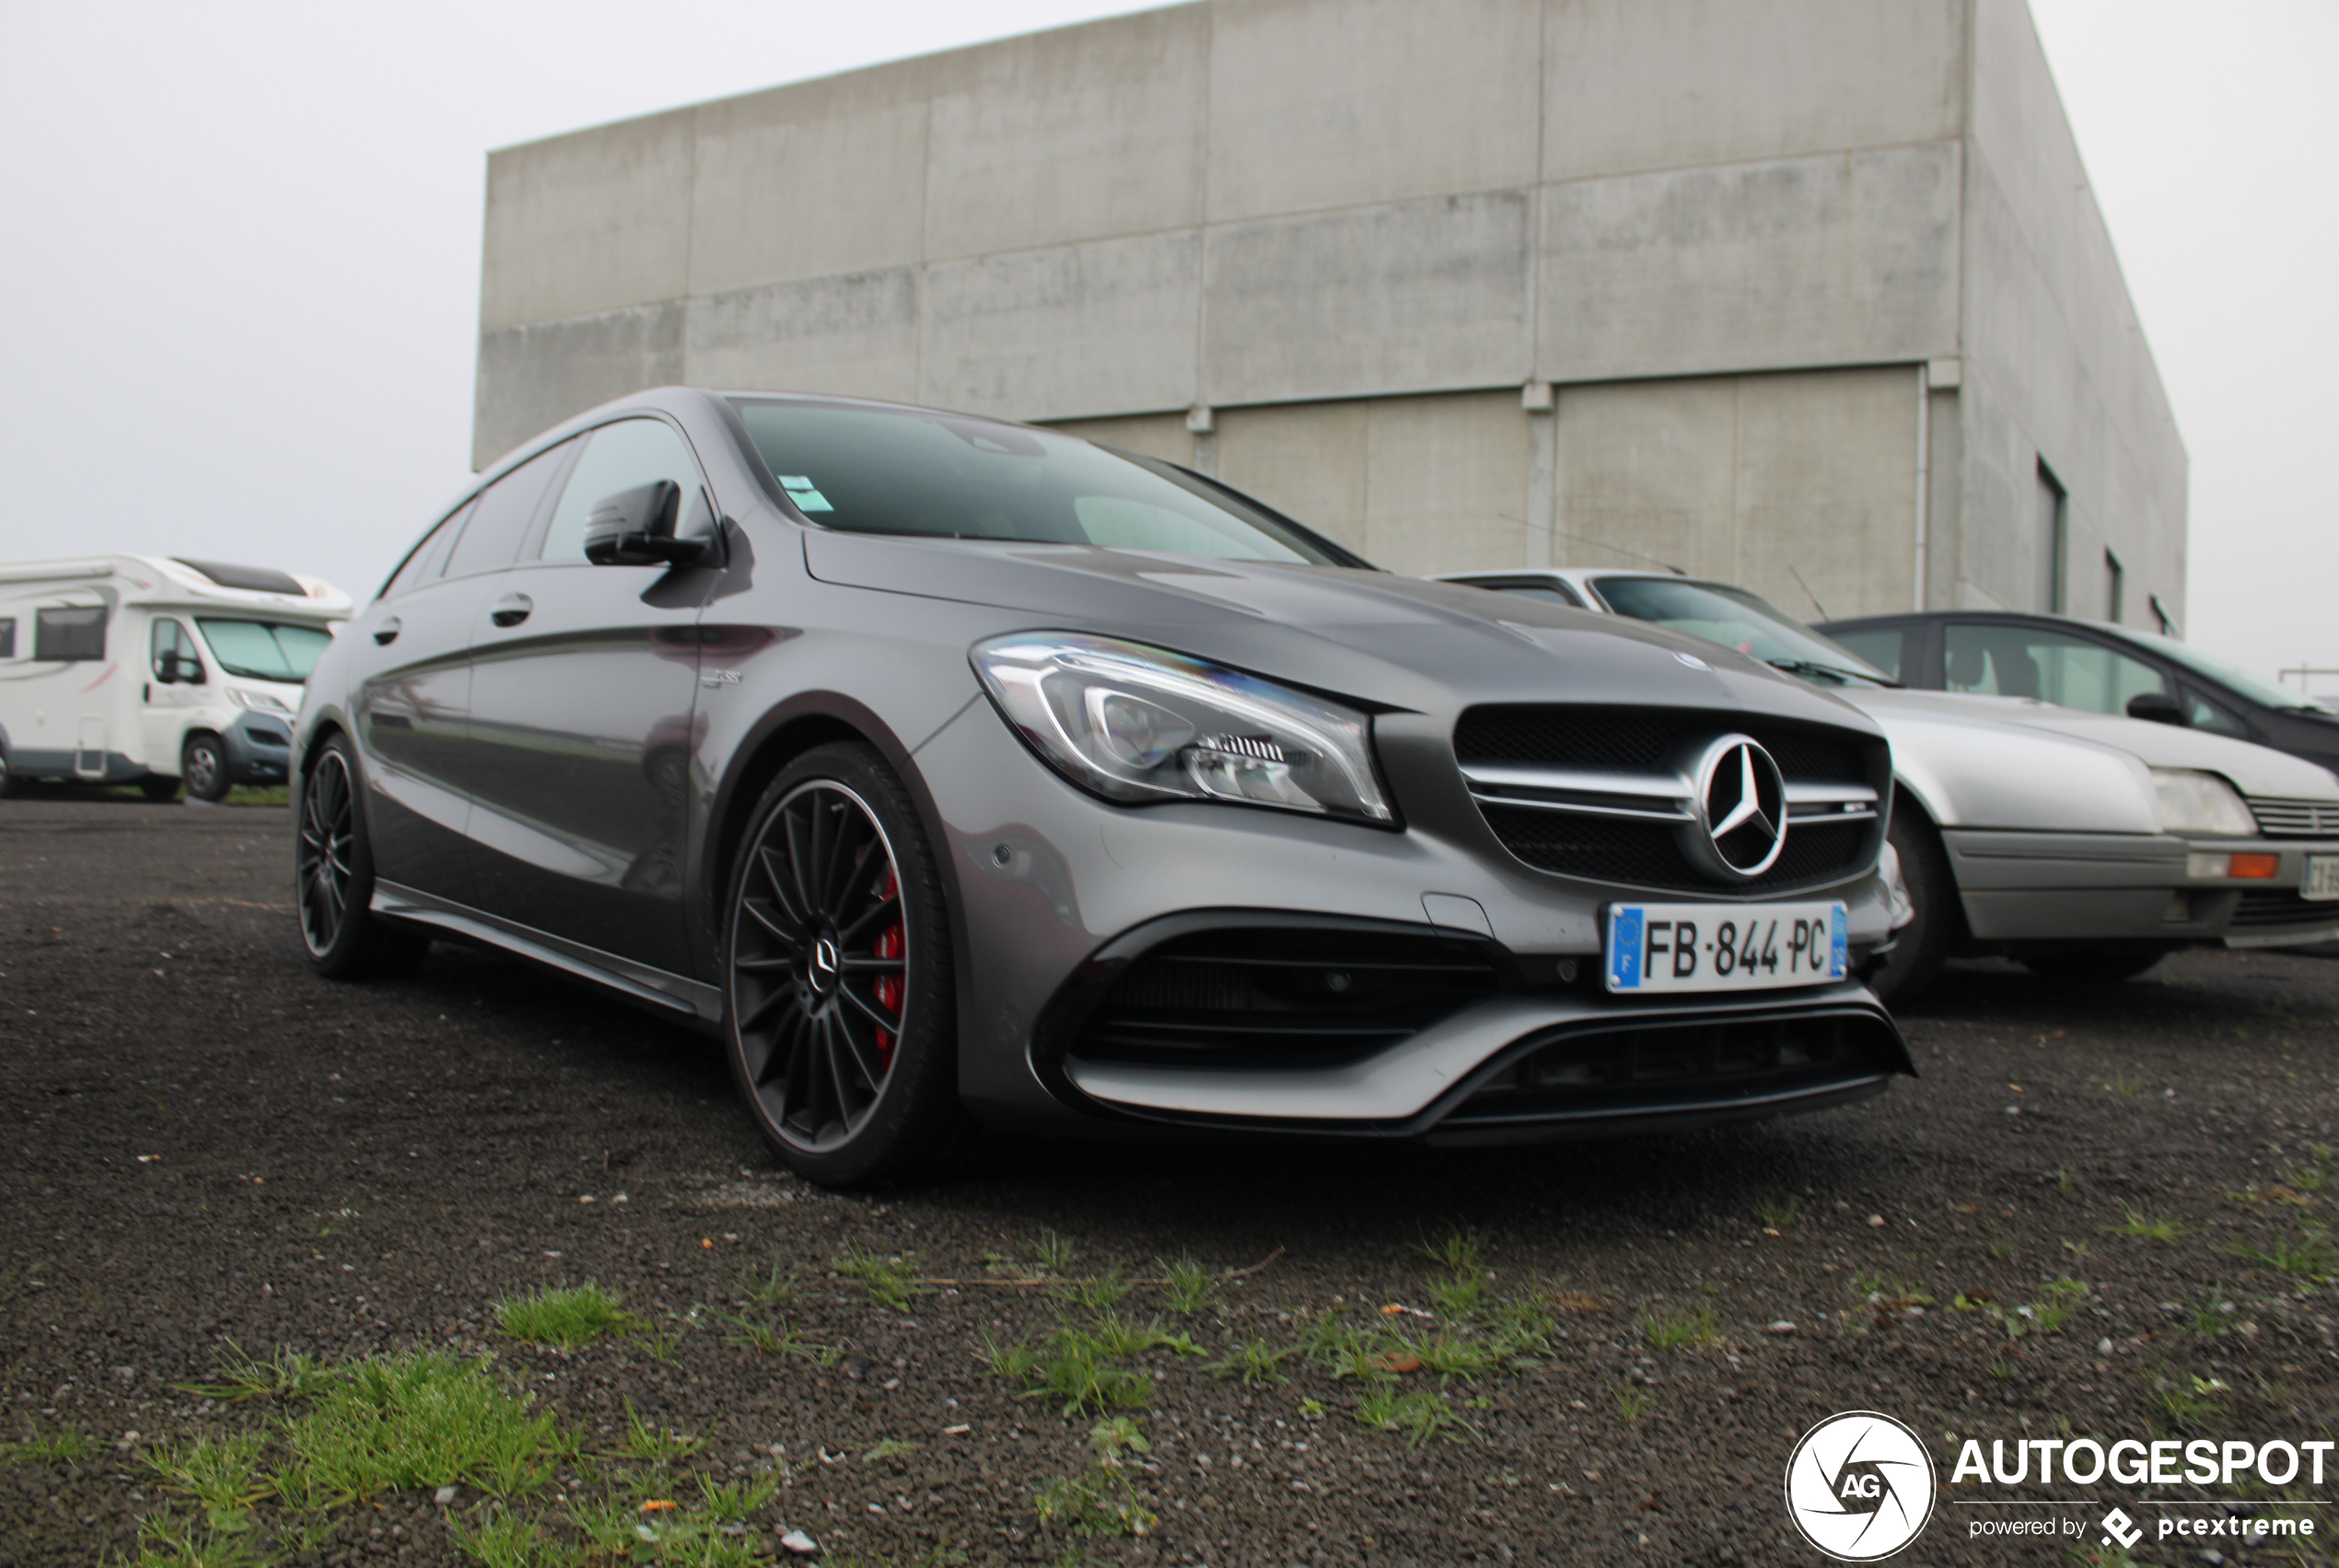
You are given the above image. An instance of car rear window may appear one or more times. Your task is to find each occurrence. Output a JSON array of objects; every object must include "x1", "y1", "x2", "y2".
[{"x1": 729, "y1": 399, "x2": 1363, "y2": 566}]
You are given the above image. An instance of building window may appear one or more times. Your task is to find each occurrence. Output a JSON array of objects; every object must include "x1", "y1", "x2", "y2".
[
  {"x1": 2103, "y1": 549, "x2": 2124, "y2": 623},
  {"x1": 2036, "y1": 460, "x2": 2067, "y2": 613},
  {"x1": 0, "y1": 618, "x2": 14, "y2": 658},
  {"x1": 34, "y1": 606, "x2": 107, "y2": 661}
]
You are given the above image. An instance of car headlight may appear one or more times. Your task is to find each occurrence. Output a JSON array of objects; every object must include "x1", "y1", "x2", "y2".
[
  {"x1": 2151, "y1": 769, "x2": 2257, "y2": 836},
  {"x1": 227, "y1": 688, "x2": 296, "y2": 716},
  {"x1": 972, "y1": 633, "x2": 1392, "y2": 823}
]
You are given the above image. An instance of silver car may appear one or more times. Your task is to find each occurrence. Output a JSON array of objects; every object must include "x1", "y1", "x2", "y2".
[
  {"x1": 1437, "y1": 568, "x2": 2339, "y2": 1003},
  {"x1": 294, "y1": 389, "x2": 1909, "y2": 1184}
]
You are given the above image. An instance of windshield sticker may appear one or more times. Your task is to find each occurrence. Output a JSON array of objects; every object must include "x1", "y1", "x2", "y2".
[{"x1": 779, "y1": 477, "x2": 834, "y2": 513}]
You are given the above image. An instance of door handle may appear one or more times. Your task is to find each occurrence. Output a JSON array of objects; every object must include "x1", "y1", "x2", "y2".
[
  {"x1": 372, "y1": 616, "x2": 401, "y2": 645},
  {"x1": 489, "y1": 594, "x2": 533, "y2": 628}
]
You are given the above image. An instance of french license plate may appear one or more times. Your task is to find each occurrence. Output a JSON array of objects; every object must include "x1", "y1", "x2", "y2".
[
  {"x1": 2307, "y1": 855, "x2": 2339, "y2": 901},
  {"x1": 1605, "y1": 901, "x2": 1847, "y2": 993}
]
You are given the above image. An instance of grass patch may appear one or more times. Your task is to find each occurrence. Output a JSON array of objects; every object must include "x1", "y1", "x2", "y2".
[
  {"x1": 715, "y1": 1312, "x2": 832, "y2": 1363},
  {"x1": 178, "y1": 1343, "x2": 337, "y2": 1405},
  {"x1": 284, "y1": 1350, "x2": 574, "y2": 1504},
  {"x1": 835, "y1": 1244, "x2": 931, "y2": 1311},
  {"x1": 1356, "y1": 1387, "x2": 1474, "y2": 1449},
  {"x1": 2111, "y1": 1209, "x2": 2185, "y2": 1242},
  {"x1": 1638, "y1": 1302, "x2": 1717, "y2": 1350},
  {"x1": 1034, "y1": 1229, "x2": 1077, "y2": 1273},
  {"x1": 1418, "y1": 1227, "x2": 1485, "y2": 1274},
  {"x1": 739, "y1": 1254, "x2": 800, "y2": 1308},
  {"x1": 1159, "y1": 1256, "x2": 1217, "y2": 1315},
  {"x1": 2228, "y1": 1226, "x2": 2339, "y2": 1283},
  {"x1": 495, "y1": 1283, "x2": 641, "y2": 1349},
  {"x1": 1207, "y1": 1338, "x2": 1292, "y2": 1388},
  {"x1": 1428, "y1": 1272, "x2": 1485, "y2": 1320},
  {"x1": 1612, "y1": 1385, "x2": 1654, "y2": 1421},
  {"x1": 144, "y1": 1433, "x2": 272, "y2": 1533},
  {"x1": 1755, "y1": 1195, "x2": 1800, "y2": 1231},
  {"x1": 863, "y1": 1438, "x2": 921, "y2": 1463},
  {"x1": 0, "y1": 1423, "x2": 100, "y2": 1466},
  {"x1": 992, "y1": 1315, "x2": 1201, "y2": 1417},
  {"x1": 1033, "y1": 1418, "x2": 1156, "y2": 1539},
  {"x1": 1050, "y1": 1267, "x2": 1134, "y2": 1312}
]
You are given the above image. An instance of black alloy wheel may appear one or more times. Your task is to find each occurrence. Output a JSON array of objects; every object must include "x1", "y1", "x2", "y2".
[
  {"x1": 295, "y1": 734, "x2": 426, "y2": 980},
  {"x1": 725, "y1": 743, "x2": 971, "y2": 1185},
  {"x1": 182, "y1": 732, "x2": 229, "y2": 802}
]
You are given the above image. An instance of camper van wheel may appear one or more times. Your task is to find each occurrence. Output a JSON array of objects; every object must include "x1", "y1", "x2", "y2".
[
  {"x1": 297, "y1": 734, "x2": 427, "y2": 981},
  {"x1": 0, "y1": 749, "x2": 22, "y2": 800},
  {"x1": 139, "y1": 775, "x2": 180, "y2": 803},
  {"x1": 182, "y1": 734, "x2": 230, "y2": 802}
]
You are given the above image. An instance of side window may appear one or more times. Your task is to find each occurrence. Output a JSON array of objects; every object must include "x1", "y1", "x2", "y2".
[
  {"x1": 1943, "y1": 624, "x2": 2167, "y2": 713},
  {"x1": 538, "y1": 420, "x2": 711, "y2": 563},
  {"x1": 0, "y1": 618, "x2": 14, "y2": 658},
  {"x1": 1826, "y1": 627, "x2": 1907, "y2": 681},
  {"x1": 150, "y1": 618, "x2": 197, "y2": 679},
  {"x1": 2183, "y1": 685, "x2": 2252, "y2": 738},
  {"x1": 382, "y1": 504, "x2": 471, "y2": 598},
  {"x1": 443, "y1": 444, "x2": 569, "y2": 580},
  {"x1": 34, "y1": 606, "x2": 107, "y2": 661}
]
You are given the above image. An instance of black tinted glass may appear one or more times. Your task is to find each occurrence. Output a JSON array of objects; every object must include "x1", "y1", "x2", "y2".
[
  {"x1": 35, "y1": 606, "x2": 106, "y2": 661},
  {"x1": 444, "y1": 447, "x2": 565, "y2": 579},
  {"x1": 1826, "y1": 627, "x2": 1907, "y2": 682},
  {"x1": 730, "y1": 400, "x2": 1360, "y2": 565},
  {"x1": 0, "y1": 618, "x2": 14, "y2": 658}
]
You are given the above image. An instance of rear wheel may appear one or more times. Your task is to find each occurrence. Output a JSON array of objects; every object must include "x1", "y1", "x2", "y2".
[
  {"x1": 2018, "y1": 945, "x2": 2171, "y2": 985},
  {"x1": 723, "y1": 742, "x2": 972, "y2": 1186},
  {"x1": 1868, "y1": 806, "x2": 1956, "y2": 1008},
  {"x1": 0, "y1": 749, "x2": 23, "y2": 799},
  {"x1": 296, "y1": 734, "x2": 427, "y2": 980},
  {"x1": 181, "y1": 733, "x2": 230, "y2": 802}
]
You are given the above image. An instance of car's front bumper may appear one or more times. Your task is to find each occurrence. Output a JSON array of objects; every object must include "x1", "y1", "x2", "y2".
[
  {"x1": 911, "y1": 697, "x2": 1908, "y2": 1140},
  {"x1": 222, "y1": 712, "x2": 296, "y2": 785},
  {"x1": 1943, "y1": 829, "x2": 2339, "y2": 945}
]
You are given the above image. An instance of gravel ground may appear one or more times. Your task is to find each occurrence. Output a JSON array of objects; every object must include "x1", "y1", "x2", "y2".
[{"x1": 3, "y1": 796, "x2": 2336, "y2": 1568}]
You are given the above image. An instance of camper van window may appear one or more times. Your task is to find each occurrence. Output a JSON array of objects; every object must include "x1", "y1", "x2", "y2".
[
  {"x1": 34, "y1": 607, "x2": 106, "y2": 661},
  {"x1": 0, "y1": 618, "x2": 14, "y2": 658},
  {"x1": 151, "y1": 619, "x2": 196, "y2": 680},
  {"x1": 194, "y1": 620, "x2": 333, "y2": 683}
]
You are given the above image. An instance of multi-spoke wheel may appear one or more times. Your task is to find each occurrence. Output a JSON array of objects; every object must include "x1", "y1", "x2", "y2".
[
  {"x1": 725, "y1": 742, "x2": 971, "y2": 1185},
  {"x1": 295, "y1": 733, "x2": 426, "y2": 980},
  {"x1": 182, "y1": 732, "x2": 230, "y2": 802}
]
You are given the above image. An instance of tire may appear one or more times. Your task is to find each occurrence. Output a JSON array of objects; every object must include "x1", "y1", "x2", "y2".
[
  {"x1": 296, "y1": 733, "x2": 428, "y2": 981},
  {"x1": 1868, "y1": 805, "x2": 1957, "y2": 1008},
  {"x1": 722, "y1": 741, "x2": 973, "y2": 1186},
  {"x1": 139, "y1": 775, "x2": 180, "y2": 803},
  {"x1": 181, "y1": 733, "x2": 230, "y2": 802},
  {"x1": 2018, "y1": 945, "x2": 2171, "y2": 985},
  {"x1": 0, "y1": 749, "x2": 23, "y2": 800}
]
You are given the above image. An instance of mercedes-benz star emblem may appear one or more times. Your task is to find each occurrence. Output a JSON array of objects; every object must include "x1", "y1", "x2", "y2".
[
  {"x1": 1682, "y1": 734, "x2": 1789, "y2": 880},
  {"x1": 809, "y1": 935, "x2": 842, "y2": 993}
]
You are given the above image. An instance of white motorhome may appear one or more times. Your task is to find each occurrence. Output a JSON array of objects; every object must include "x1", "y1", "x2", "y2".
[{"x1": 0, "y1": 555, "x2": 352, "y2": 801}]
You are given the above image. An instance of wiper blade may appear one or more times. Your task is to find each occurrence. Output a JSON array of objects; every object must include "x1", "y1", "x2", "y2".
[{"x1": 1765, "y1": 657, "x2": 1900, "y2": 688}]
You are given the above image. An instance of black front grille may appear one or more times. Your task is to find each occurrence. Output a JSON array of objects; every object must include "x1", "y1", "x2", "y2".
[
  {"x1": 2231, "y1": 890, "x2": 2339, "y2": 930},
  {"x1": 1445, "y1": 1010, "x2": 1902, "y2": 1125},
  {"x1": 1456, "y1": 705, "x2": 1883, "y2": 892},
  {"x1": 1456, "y1": 706, "x2": 1869, "y2": 783},
  {"x1": 1072, "y1": 927, "x2": 1499, "y2": 1068}
]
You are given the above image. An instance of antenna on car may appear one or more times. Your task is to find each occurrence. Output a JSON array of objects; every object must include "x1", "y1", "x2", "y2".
[
  {"x1": 1787, "y1": 563, "x2": 1831, "y2": 621},
  {"x1": 1551, "y1": 528, "x2": 1685, "y2": 576}
]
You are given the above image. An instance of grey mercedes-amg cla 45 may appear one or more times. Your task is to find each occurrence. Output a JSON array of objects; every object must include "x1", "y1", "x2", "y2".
[{"x1": 294, "y1": 388, "x2": 1912, "y2": 1184}]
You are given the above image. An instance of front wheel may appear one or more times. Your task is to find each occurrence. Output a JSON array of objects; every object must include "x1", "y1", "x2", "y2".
[
  {"x1": 296, "y1": 734, "x2": 428, "y2": 980},
  {"x1": 723, "y1": 742, "x2": 972, "y2": 1186},
  {"x1": 182, "y1": 733, "x2": 230, "y2": 802},
  {"x1": 0, "y1": 749, "x2": 23, "y2": 799},
  {"x1": 1868, "y1": 807, "x2": 1957, "y2": 1008}
]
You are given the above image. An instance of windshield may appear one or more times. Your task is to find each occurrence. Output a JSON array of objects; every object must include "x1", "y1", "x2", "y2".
[
  {"x1": 1591, "y1": 577, "x2": 1893, "y2": 685},
  {"x1": 729, "y1": 400, "x2": 1366, "y2": 566},
  {"x1": 2111, "y1": 626, "x2": 2335, "y2": 714},
  {"x1": 194, "y1": 619, "x2": 335, "y2": 683}
]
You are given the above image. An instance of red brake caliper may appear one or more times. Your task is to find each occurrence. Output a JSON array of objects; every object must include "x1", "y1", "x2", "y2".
[{"x1": 872, "y1": 867, "x2": 902, "y2": 1067}]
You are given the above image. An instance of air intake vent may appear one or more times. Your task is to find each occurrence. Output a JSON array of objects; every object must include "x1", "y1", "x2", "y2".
[{"x1": 2231, "y1": 889, "x2": 2339, "y2": 929}]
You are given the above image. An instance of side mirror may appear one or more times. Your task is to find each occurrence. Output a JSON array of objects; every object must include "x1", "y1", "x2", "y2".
[
  {"x1": 157, "y1": 650, "x2": 204, "y2": 684},
  {"x1": 582, "y1": 480, "x2": 711, "y2": 568},
  {"x1": 155, "y1": 651, "x2": 178, "y2": 683},
  {"x1": 2126, "y1": 691, "x2": 2186, "y2": 726}
]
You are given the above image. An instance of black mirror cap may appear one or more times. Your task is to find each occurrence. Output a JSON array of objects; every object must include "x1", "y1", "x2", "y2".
[{"x1": 2127, "y1": 691, "x2": 2186, "y2": 726}]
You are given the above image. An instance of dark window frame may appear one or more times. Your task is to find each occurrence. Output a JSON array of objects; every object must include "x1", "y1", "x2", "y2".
[
  {"x1": 0, "y1": 617, "x2": 14, "y2": 658},
  {"x1": 33, "y1": 605, "x2": 107, "y2": 662}
]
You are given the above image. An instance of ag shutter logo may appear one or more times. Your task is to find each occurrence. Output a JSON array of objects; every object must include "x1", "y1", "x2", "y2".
[{"x1": 1785, "y1": 1411, "x2": 1938, "y2": 1560}]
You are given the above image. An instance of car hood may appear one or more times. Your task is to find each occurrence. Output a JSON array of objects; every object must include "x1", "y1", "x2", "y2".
[
  {"x1": 804, "y1": 532, "x2": 1881, "y2": 733},
  {"x1": 1849, "y1": 689, "x2": 2339, "y2": 804}
]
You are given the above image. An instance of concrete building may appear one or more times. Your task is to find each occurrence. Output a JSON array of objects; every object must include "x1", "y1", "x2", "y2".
[{"x1": 473, "y1": 0, "x2": 2186, "y2": 629}]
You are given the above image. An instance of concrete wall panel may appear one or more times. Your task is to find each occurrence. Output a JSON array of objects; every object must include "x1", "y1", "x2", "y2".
[
  {"x1": 473, "y1": 303, "x2": 686, "y2": 469},
  {"x1": 482, "y1": 112, "x2": 693, "y2": 330},
  {"x1": 925, "y1": 7, "x2": 1206, "y2": 261},
  {"x1": 1553, "y1": 377, "x2": 1739, "y2": 578},
  {"x1": 1040, "y1": 412, "x2": 1197, "y2": 467},
  {"x1": 1729, "y1": 366, "x2": 1914, "y2": 620},
  {"x1": 1542, "y1": 0, "x2": 1964, "y2": 181},
  {"x1": 1362, "y1": 392, "x2": 1530, "y2": 575},
  {"x1": 683, "y1": 270, "x2": 920, "y2": 401},
  {"x1": 1214, "y1": 401, "x2": 1372, "y2": 552},
  {"x1": 687, "y1": 66, "x2": 930, "y2": 296},
  {"x1": 1539, "y1": 143, "x2": 1961, "y2": 381},
  {"x1": 1206, "y1": 0, "x2": 1541, "y2": 222},
  {"x1": 1205, "y1": 192, "x2": 1531, "y2": 404},
  {"x1": 920, "y1": 232, "x2": 1202, "y2": 421}
]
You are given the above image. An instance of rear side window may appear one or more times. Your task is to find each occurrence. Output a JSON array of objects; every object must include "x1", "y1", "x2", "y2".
[
  {"x1": 443, "y1": 444, "x2": 569, "y2": 580},
  {"x1": 1827, "y1": 626, "x2": 1908, "y2": 682},
  {"x1": 35, "y1": 606, "x2": 106, "y2": 660},
  {"x1": 1944, "y1": 624, "x2": 2167, "y2": 713},
  {"x1": 381, "y1": 504, "x2": 471, "y2": 598},
  {"x1": 0, "y1": 618, "x2": 14, "y2": 657},
  {"x1": 537, "y1": 420, "x2": 710, "y2": 563}
]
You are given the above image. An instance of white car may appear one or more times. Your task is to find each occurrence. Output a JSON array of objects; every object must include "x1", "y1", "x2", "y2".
[{"x1": 1436, "y1": 568, "x2": 2339, "y2": 1004}]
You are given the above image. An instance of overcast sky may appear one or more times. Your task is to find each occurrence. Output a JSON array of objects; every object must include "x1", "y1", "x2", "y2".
[{"x1": 0, "y1": 1, "x2": 2330, "y2": 691}]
